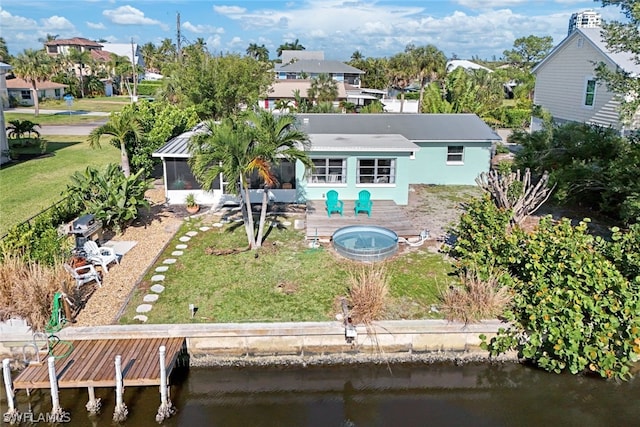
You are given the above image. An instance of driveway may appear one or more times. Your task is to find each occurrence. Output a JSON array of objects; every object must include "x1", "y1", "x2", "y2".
[{"x1": 39, "y1": 122, "x2": 106, "y2": 136}]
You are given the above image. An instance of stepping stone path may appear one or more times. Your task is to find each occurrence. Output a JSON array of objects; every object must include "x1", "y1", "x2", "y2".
[
  {"x1": 136, "y1": 304, "x2": 153, "y2": 313},
  {"x1": 171, "y1": 251, "x2": 184, "y2": 256},
  {"x1": 282, "y1": 221, "x2": 292, "y2": 226},
  {"x1": 213, "y1": 223, "x2": 223, "y2": 228},
  {"x1": 150, "y1": 284, "x2": 165, "y2": 293},
  {"x1": 186, "y1": 231, "x2": 198, "y2": 237},
  {"x1": 143, "y1": 294, "x2": 159, "y2": 303},
  {"x1": 199, "y1": 226, "x2": 210, "y2": 231},
  {"x1": 163, "y1": 258, "x2": 177, "y2": 264},
  {"x1": 133, "y1": 315, "x2": 148, "y2": 323},
  {"x1": 155, "y1": 266, "x2": 169, "y2": 272},
  {"x1": 176, "y1": 244, "x2": 188, "y2": 250},
  {"x1": 179, "y1": 236, "x2": 191, "y2": 242},
  {"x1": 151, "y1": 275, "x2": 165, "y2": 282}
]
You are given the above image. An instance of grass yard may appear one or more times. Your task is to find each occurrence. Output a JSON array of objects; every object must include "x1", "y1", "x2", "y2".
[
  {"x1": 5, "y1": 112, "x2": 108, "y2": 126},
  {"x1": 0, "y1": 135, "x2": 120, "y2": 236},
  {"x1": 40, "y1": 96, "x2": 131, "y2": 112},
  {"x1": 120, "y1": 216, "x2": 455, "y2": 324}
]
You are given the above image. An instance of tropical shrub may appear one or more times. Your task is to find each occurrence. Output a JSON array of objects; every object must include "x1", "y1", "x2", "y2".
[
  {"x1": 0, "y1": 197, "x2": 79, "y2": 265},
  {"x1": 6, "y1": 119, "x2": 40, "y2": 139},
  {"x1": 65, "y1": 163, "x2": 152, "y2": 232},
  {"x1": 481, "y1": 218, "x2": 640, "y2": 380},
  {"x1": 445, "y1": 194, "x2": 517, "y2": 279}
]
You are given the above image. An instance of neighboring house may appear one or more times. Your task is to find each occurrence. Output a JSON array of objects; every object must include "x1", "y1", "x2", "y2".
[
  {"x1": 153, "y1": 114, "x2": 499, "y2": 206},
  {"x1": 275, "y1": 50, "x2": 364, "y2": 87},
  {"x1": 531, "y1": 27, "x2": 640, "y2": 133},
  {"x1": 100, "y1": 43, "x2": 145, "y2": 70},
  {"x1": 6, "y1": 77, "x2": 67, "y2": 106},
  {"x1": 261, "y1": 79, "x2": 348, "y2": 110},
  {"x1": 44, "y1": 37, "x2": 103, "y2": 56}
]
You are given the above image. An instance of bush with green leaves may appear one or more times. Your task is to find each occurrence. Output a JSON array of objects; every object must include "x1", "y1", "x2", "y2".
[
  {"x1": 65, "y1": 164, "x2": 152, "y2": 232},
  {"x1": 480, "y1": 218, "x2": 640, "y2": 380},
  {"x1": 445, "y1": 194, "x2": 517, "y2": 279},
  {"x1": 0, "y1": 197, "x2": 79, "y2": 265}
]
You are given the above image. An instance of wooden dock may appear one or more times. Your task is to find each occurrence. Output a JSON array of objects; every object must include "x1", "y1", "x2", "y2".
[
  {"x1": 305, "y1": 199, "x2": 420, "y2": 240},
  {"x1": 13, "y1": 337, "x2": 185, "y2": 389}
]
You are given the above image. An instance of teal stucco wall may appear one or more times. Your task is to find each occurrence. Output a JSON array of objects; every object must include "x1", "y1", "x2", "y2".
[{"x1": 407, "y1": 141, "x2": 491, "y2": 185}]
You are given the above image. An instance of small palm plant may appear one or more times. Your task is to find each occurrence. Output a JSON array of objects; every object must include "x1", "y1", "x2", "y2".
[{"x1": 185, "y1": 193, "x2": 199, "y2": 214}]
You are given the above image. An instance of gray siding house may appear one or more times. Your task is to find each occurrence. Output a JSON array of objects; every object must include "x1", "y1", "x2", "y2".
[{"x1": 532, "y1": 27, "x2": 640, "y2": 132}]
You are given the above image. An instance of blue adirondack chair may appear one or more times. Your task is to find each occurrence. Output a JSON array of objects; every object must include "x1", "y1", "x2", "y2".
[
  {"x1": 354, "y1": 190, "x2": 372, "y2": 217},
  {"x1": 325, "y1": 190, "x2": 344, "y2": 217}
]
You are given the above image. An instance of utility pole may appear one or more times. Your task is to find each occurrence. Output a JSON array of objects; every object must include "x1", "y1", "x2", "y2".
[
  {"x1": 130, "y1": 38, "x2": 137, "y2": 102},
  {"x1": 176, "y1": 12, "x2": 182, "y2": 62}
]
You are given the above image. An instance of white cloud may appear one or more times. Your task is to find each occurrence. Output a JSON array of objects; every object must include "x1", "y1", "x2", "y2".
[
  {"x1": 0, "y1": 7, "x2": 38, "y2": 31},
  {"x1": 103, "y1": 5, "x2": 161, "y2": 26},
  {"x1": 213, "y1": 5, "x2": 247, "y2": 15},
  {"x1": 86, "y1": 21, "x2": 106, "y2": 30},
  {"x1": 41, "y1": 15, "x2": 75, "y2": 30},
  {"x1": 183, "y1": 21, "x2": 223, "y2": 34},
  {"x1": 454, "y1": 0, "x2": 528, "y2": 9}
]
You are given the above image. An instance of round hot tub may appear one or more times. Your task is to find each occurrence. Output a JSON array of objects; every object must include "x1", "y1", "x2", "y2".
[{"x1": 332, "y1": 225, "x2": 399, "y2": 262}]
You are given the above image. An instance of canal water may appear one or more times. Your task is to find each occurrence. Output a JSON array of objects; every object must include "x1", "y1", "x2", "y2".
[{"x1": 4, "y1": 361, "x2": 640, "y2": 426}]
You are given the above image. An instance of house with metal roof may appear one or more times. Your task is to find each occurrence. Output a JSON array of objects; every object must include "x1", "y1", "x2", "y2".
[
  {"x1": 275, "y1": 51, "x2": 364, "y2": 87},
  {"x1": 531, "y1": 27, "x2": 640, "y2": 133},
  {"x1": 152, "y1": 113, "x2": 500, "y2": 206}
]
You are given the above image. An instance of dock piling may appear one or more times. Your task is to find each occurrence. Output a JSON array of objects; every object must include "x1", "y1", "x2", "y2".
[
  {"x1": 47, "y1": 356, "x2": 64, "y2": 419},
  {"x1": 3, "y1": 358, "x2": 20, "y2": 423},
  {"x1": 113, "y1": 355, "x2": 128, "y2": 422},
  {"x1": 155, "y1": 345, "x2": 175, "y2": 422},
  {"x1": 85, "y1": 386, "x2": 101, "y2": 414}
]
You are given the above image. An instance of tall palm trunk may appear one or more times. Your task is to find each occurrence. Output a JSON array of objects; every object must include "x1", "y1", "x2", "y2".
[
  {"x1": 256, "y1": 188, "x2": 270, "y2": 247},
  {"x1": 78, "y1": 66, "x2": 85, "y2": 98},
  {"x1": 31, "y1": 81, "x2": 40, "y2": 117},
  {"x1": 240, "y1": 176, "x2": 257, "y2": 249},
  {"x1": 119, "y1": 141, "x2": 131, "y2": 177}
]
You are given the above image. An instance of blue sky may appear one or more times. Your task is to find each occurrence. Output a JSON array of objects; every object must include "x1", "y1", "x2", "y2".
[{"x1": 0, "y1": 0, "x2": 626, "y2": 61}]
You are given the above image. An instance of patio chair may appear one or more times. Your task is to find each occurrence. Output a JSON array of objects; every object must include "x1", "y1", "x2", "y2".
[
  {"x1": 354, "y1": 190, "x2": 373, "y2": 217},
  {"x1": 325, "y1": 190, "x2": 344, "y2": 217},
  {"x1": 64, "y1": 263, "x2": 101, "y2": 289},
  {"x1": 83, "y1": 240, "x2": 119, "y2": 273}
]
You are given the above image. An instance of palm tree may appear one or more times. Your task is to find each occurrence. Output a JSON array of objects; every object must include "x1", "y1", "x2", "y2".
[
  {"x1": 246, "y1": 43, "x2": 269, "y2": 62},
  {"x1": 140, "y1": 42, "x2": 158, "y2": 72},
  {"x1": 308, "y1": 73, "x2": 338, "y2": 104},
  {"x1": 387, "y1": 52, "x2": 413, "y2": 113},
  {"x1": 276, "y1": 39, "x2": 305, "y2": 57},
  {"x1": 11, "y1": 48, "x2": 52, "y2": 116},
  {"x1": 246, "y1": 110, "x2": 312, "y2": 247},
  {"x1": 38, "y1": 33, "x2": 59, "y2": 43},
  {"x1": 68, "y1": 47, "x2": 91, "y2": 98},
  {"x1": 189, "y1": 119, "x2": 258, "y2": 248},
  {"x1": 88, "y1": 110, "x2": 142, "y2": 177},
  {"x1": 405, "y1": 44, "x2": 447, "y2": 113},
  {"x1": 0, "y1": 37, "x2": 10, "y2": 62}
]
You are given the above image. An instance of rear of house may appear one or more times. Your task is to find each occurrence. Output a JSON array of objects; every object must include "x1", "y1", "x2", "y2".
[{"x1": 152, "y1": 113, "x2": 500, "y2": 207}]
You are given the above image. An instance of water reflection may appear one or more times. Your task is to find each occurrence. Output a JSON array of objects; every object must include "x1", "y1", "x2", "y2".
[{"x1": 6, "y1": 362, "x2": 640, "y2": 426}]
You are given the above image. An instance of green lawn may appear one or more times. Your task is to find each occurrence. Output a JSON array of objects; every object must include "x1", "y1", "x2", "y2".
[
  {"x1": 0, "y1": 135, "x2": 120, "y2": 236},
  {"x1": 120, "y1": 217, "x2": 455, "y2": 324},
  {"x1": 40, "y1": 97, "x2": 131, "y2": 112},
  {"x1": 5, "y1": 112, "x2": 108, "y2": 126}
]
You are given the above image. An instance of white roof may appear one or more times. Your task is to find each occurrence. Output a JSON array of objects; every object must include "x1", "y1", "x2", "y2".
[
  {"x1": 309, "y1": 134, "x2": 419, "y2": 152},
  {"x1": 446, "y1": 60, "x2": 492, "y2": 73},
  {"x1": 100, "y1": 43, "x2": 142, "y2": 65}
]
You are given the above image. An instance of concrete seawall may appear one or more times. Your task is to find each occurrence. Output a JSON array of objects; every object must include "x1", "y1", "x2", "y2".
[{"x1": 2, "y1": 319, "x2": 516, "y2": 364}]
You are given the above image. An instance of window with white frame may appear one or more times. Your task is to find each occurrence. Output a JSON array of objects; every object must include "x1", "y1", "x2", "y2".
[
  {"x1": 584, "y1": 79, "x2": 596, "y2": 107},
  {"x1": 357, "y1": 158, "x2": 395, "y2": 184},
  {"x1": 309, "y1": 158, "x2": 346, "y2": 183},
  {"x1": 447, "y1": 145, "x2": 464, "y2": 164}
]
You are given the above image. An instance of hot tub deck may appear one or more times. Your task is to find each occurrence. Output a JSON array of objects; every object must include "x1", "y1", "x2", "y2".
[{"x1": 305, "y1": 200, "x2": 420, "y2": 240}]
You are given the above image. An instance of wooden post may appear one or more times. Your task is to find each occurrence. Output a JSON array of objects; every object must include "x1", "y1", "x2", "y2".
[
  {"x1": 112, "y1": 355, "x2": 128, "y2": 422},
  {"x1": 155, "y1": 345, "x2": 175, "y2": 422},
  {"x1": 85, "y1": 386, "x2": 101, "y2": 414},
  {"x1": 47, "y1": 356, "x2": 64, "y2": 418},
  {"x1": 3, "y1": 358, "x2": 20, "y2": 422}
]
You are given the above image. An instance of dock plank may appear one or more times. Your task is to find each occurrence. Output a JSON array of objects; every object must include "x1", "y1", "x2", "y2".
[{"x1": 13, "y1": 338, "x2": 185, "y2": 389}]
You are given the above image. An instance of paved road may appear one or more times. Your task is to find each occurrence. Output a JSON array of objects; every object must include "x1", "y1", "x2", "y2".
[
  {"x1": 5, "y1": 108, "x2": 107, "y2": 135},
  {"x1": 8, "y1": 108, "x2": 109, "y2": 116}
]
